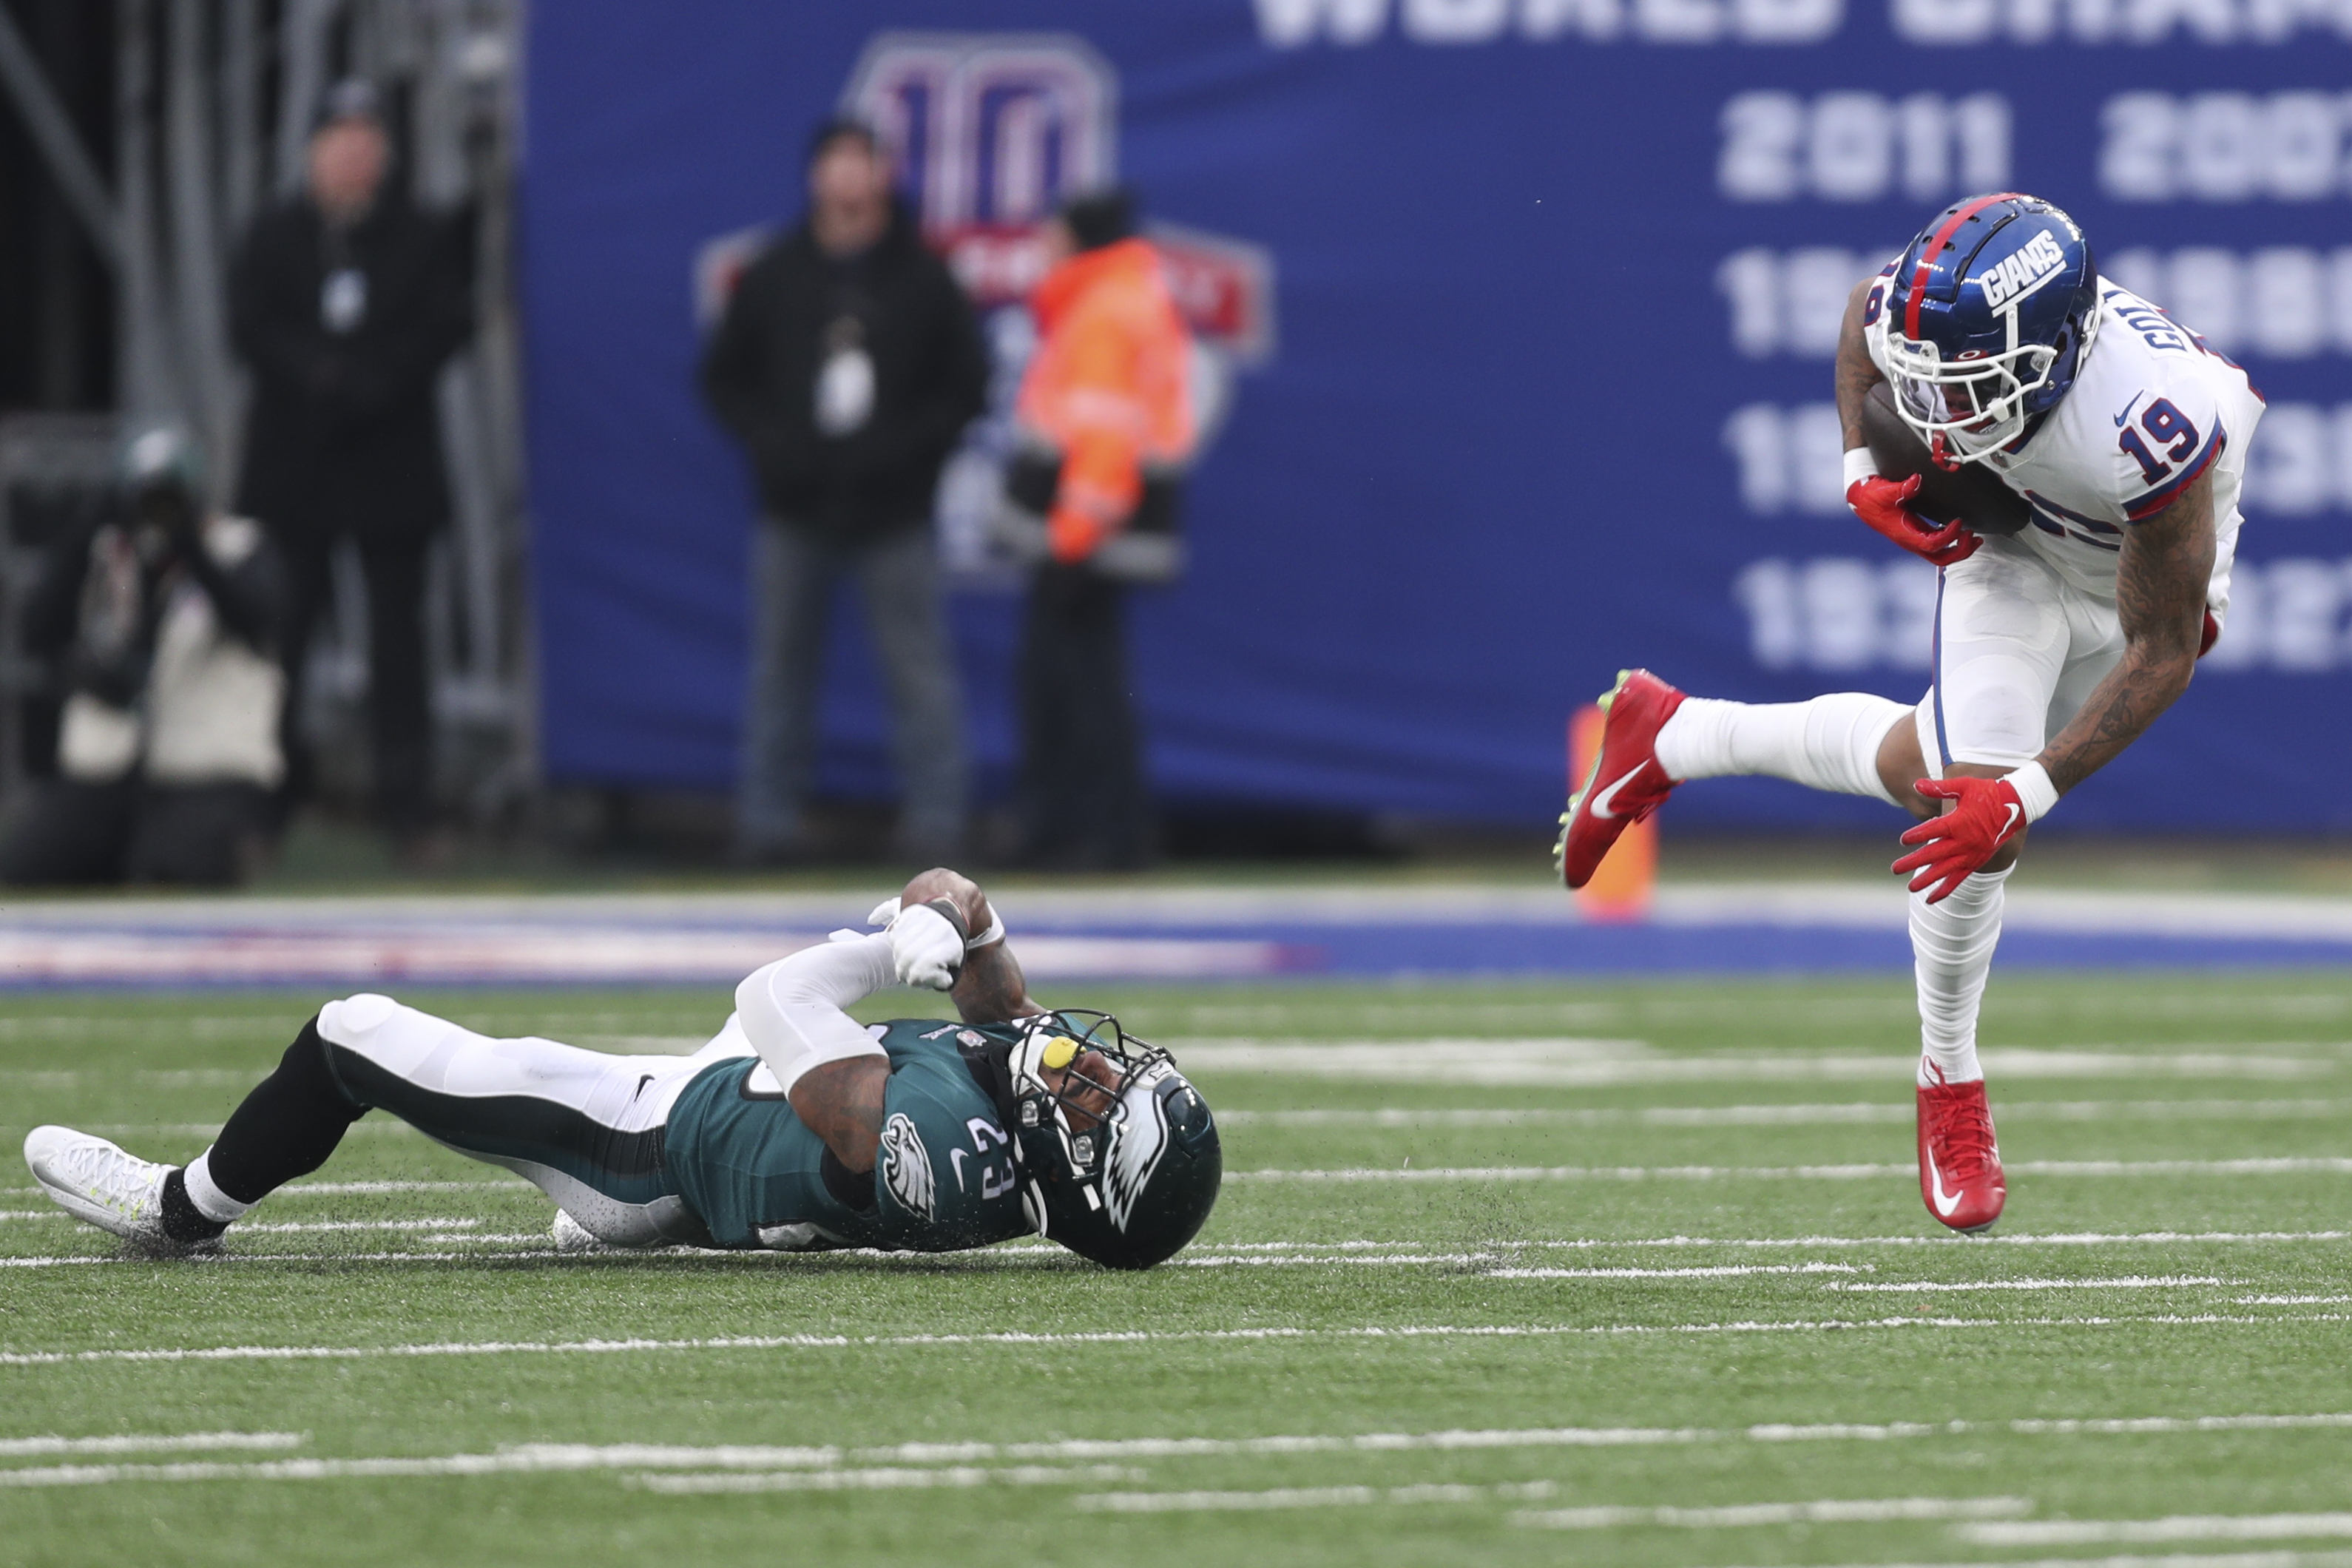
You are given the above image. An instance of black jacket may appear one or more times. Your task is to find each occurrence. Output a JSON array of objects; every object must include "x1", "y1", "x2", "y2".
[
  {"x1": 698, "y1": 203, "x2": 987, "y2": 542},
  {"x1": 229, "y1": 192, "x2": 473, "y2": 541}
]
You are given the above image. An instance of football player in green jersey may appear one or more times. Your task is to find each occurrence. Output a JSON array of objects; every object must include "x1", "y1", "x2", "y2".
[{"x1": 22, "y1": 868, "x2": 1223, "y2": 1270}]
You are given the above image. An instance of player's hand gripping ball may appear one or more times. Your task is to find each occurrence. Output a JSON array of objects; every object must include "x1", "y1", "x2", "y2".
[
  {"x1": 1848, "y1": 473, "x2": 1982, "y2": 568},
  {"x1": 880, "y1": 900, "x2": 967, "y2": 991},
  {"x1": 1892, "y1": 776, "x2": 2030, "y2": 903}
]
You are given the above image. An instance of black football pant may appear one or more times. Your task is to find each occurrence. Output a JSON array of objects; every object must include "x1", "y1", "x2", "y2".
[
  {"x1": 274, "y1": 527, "x2": 435, "y2": 837},
  {"x1": 204, "y1": 998, "x2": 725, "y2": 1247},
  {"x1": 1018, "y1": 564, "x2": 1151, "y2": 868}
]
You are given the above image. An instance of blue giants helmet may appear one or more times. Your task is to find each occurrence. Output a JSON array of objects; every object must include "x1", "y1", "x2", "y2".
[{"x1": 1879, "y1": 193, "x2": 2100, "y2": 465}]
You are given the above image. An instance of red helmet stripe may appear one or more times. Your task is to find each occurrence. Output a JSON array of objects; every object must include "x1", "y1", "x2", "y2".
[{"x1": 1905, "y1": 192, "x2": 2025, "y2": 342}]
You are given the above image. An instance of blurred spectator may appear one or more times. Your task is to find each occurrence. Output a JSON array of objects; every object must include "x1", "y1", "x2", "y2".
[
  {"x1": 998, "y1": 189, "x2": 1197, "y2": 870},
  {"x1": 227, "y1": 78, "x2": 473, "y2": 859},
  {"x1": 1, "y1": 427, "x2": 285, "y2": 887},
  {"x1": 699, "y1": 118, "x2": 987, "y2": 865}
]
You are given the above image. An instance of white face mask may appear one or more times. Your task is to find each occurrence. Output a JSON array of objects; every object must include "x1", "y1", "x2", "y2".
[
  {"x1": 321, "y1": 268, "x2": 368, "y2": 334},
  {"x1": 814, "y1": 320, "x2": 875, "y2": 437}
]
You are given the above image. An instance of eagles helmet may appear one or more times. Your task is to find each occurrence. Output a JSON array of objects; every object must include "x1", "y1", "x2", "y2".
[
  {"x1": 1879, "y1": 193, "x2": 2100, "y2": 466},
  {"x1": 1005, "y1": 1010, "x2": 1220, "y2": 1270}
]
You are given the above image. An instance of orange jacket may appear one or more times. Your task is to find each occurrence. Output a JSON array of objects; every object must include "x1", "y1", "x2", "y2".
[{"x1": 1016, "y1": 237, "x2": 1195, "y2": 564}]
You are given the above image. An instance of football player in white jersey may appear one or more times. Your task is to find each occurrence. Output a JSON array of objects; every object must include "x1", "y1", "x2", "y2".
[{"x1": 1558, "y1": 193, "x2": 2262, "y2": 1233}]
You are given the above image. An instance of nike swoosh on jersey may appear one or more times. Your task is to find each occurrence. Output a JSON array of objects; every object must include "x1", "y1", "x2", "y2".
[
  {"x1": 2115, "y1": 392, "x2": 2143, "y2": 426},
  {"x1": 1587, "y1": 766, "x2": 1647, "y2": 822},
  {"x1": 1927, "y1": 1149, "x2": 1966, "y2": 1217}
]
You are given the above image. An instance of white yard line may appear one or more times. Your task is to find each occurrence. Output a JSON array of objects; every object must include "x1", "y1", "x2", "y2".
[
  {"x1": 1751, "y1": 1414, "x2": 2352, "y2": 1441},
  {"x1": 2237, "y1": 1295, "x2": 2352, "y2": 1305},
  {"x1": 1079, "y1": 1488, "x2": 2025, "y2": 1520},
  {"x1": 0, "y1": 1432, "x2": 304, "y2": 1458},
  {"x1": 1488, "y1": 1265, "x2": 1863, "y2": 1280},
  {"x1": 1216, "y1": 1232, "x2": 2352, "y2": 1250},
  {"x1": 0, "y1": 1251, "x2": 564, "y2": 1269},
  {"x1": 1078, "y1": 1481, "x2": 1557, "y2": 1513},
  {"x1": 4, "y1": 1417, "x2": 2346, "y2": 1488},
  {"x1": 1515, "y1": 1496, "x2": 2031, "y2": 1529},
  {"x1": 0, "y1": 1449, "x2": 1132, "y2": 1490},
  {"x1": 632, "y1": 1464, "x2": 1139, "y2": 1494},
  {"x1": 1229, "y1": 1160, "x2": 2352, "y2": 1182},
  {"x1": 5, "y1": 1228, "x2": 2338, "y2": 1268},
  {"x1": 233, "y1": 1219, "x2": 485, "y2": 1235},
  {"x1": 1962, "y1": 1516, "x2": 2352, "y2": 1547},
  {"x1": 5, "y1": 1315, "x2": 2348, "y2": 1368},
  {"x1": 1828, "y1": 1277, "x2": 2226, "y2": 1293},
  {"x1": 1172, "y1": 1253, "x2": 1504, "y2": 1268},
  {"x1": 276, "y1": 1180, "x2": 529, "y2": 1195},
  {"x1": 1215, "y1": 1101, "x2": 2352, "y2": 1127},
  {"x1": 1721, "y1": 1555, "x2": 2352, "y2": 1568}
]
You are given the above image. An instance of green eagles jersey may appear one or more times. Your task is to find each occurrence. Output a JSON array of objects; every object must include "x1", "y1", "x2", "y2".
[{"x1": 663, "y1": 1018, "x2": 1033, "y2": 1253}]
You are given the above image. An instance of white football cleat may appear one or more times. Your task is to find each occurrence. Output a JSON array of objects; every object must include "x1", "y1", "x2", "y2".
[
  {"x1": 550, "y1": 1209, "x2": 609, "y2": 1253},
  {"x1": 24, "y1": 1124, "x2": 176, "y2": 1248}
]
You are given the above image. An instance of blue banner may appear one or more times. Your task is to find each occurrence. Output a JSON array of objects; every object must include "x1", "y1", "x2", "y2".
[{"x1": 521, "y1": 1, "x2": 2352, "y2": 829}]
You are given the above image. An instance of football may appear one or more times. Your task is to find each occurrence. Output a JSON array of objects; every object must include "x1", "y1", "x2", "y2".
[{"x1": 1862, "y1": 379, "x2": 2032, "y2": 536}]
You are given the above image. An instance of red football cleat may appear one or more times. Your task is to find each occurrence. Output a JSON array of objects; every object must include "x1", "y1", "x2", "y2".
[
  {"x1": 1916, "y1": 1073, "x2": 2006, "y2": 1233},
  {"x1": 1555, "y1": 669, "x2": 1686, "y2": 890}
]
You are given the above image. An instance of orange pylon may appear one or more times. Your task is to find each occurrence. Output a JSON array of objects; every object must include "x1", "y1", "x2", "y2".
[{"x1": 1569, "y1": 704, "x2": 1657, "y2": 922}]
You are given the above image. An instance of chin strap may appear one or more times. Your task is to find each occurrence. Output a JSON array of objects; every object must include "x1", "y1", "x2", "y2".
[{"x1": 1929, "y1": 430, "x2": 1963, "y2": 472}]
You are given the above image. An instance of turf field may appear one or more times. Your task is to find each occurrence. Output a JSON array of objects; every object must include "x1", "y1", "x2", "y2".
[{"x1": 4, "y1": 973, "x2": 2352, "y2": 1567}]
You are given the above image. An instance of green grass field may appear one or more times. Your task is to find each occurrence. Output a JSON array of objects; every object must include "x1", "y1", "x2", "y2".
[{"x1": 4, "y1": 973, "x2": 2351, "y2": 1567}]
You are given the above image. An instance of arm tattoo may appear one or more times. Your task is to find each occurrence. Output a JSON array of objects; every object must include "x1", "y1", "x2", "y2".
[
  {"x1": 1836, "y1": 276, "x2": 1886, "y2": 450},
  {"x1": 2038, "y1": 467, "x2": 2215, "y2": 796},
  {"x1": 788, "y1": 1057, "x2": 890, "y2": 1174},
  {"x1": 952, "y1": 942, "x2": 1042, "y2": 1027}
]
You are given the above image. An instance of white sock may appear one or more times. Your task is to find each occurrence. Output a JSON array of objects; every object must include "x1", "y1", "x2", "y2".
[
  {"x1": 1653, "y1": 694, "x2": 1907, "y2": 807},
  {"x1": 181, "y1": 1149, "x2": 253, "y2": 1224},
  {"x1": 1911, "y1": 865, "x2": 2012, "y2": 1087}
]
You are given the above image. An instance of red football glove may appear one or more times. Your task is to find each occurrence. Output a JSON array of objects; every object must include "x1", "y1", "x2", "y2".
[
  {"x1": 1848, "y1": 474, "x2": 1981, "y2": 568},
  {"x1": 1892, "y1": 777, "x2": 2029, "y2": 903}
]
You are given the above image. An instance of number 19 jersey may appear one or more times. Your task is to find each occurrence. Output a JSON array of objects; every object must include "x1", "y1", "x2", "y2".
[{"x1": 1868, "y1": 274, "x2": 2265, "y2": 627}]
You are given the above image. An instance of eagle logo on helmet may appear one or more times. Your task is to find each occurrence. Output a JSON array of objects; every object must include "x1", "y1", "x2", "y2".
[{"x1": 1101, "y1": 1061, "x2": 1175, "y2": 1232}]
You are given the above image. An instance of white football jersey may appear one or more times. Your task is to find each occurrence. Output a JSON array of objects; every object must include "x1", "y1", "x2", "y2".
[{"x1": 1868, "y1": 274, "x2": 2263, "y2": 622}]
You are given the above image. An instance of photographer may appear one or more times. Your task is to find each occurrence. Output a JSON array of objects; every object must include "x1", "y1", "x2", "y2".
[{"x1": 0, "y1": 428, "x2": 287, "y2": 886}]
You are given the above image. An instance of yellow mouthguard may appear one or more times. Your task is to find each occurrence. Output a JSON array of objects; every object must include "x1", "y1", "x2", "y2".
[{"x1": 1041, "y1": 1036, "x2": 1079, "y2": 1071}]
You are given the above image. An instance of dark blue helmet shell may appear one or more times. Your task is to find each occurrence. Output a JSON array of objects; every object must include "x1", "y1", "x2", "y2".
[{"x1": 1882, "y1": 193, "x2": 2100, "y2": 460}]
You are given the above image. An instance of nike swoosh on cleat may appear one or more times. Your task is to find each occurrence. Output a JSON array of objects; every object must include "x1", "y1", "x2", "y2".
[
  {"x1": 1587, "y1": 766, "x2": 1647, "y2": 822},
  {"x1": 1927, "y1": 1149, "x2": 1965, "y2": 1217}
]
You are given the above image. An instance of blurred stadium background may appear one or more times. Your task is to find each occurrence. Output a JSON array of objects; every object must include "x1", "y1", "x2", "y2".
[{"x1": 1, "y1": 1, "x2": 2350, "y2": 889}]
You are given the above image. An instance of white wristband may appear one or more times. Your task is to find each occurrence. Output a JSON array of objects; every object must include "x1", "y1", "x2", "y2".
[
  {"x1": 1842, "y1": 447, "x2": 1879, "y2": 493},
  {"x1": 867, "y1": 894, "x2": 1004, "y2": 951},
  {"x1": 2005, "y1": 761, "x2": 2059, "y2": 823}
]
